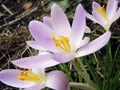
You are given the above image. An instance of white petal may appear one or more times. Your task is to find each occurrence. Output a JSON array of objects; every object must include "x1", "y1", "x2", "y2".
[
  {"x1": 85, "y1": 26, "x2": 91, "y2": 33},
  {"x1": 24, "y1": 83, "x2": 45, "y2": 90},
  {"x1": 78, "y1": 37, "x2": 90, "y2": 48},
  {"x1": 32, "y1": 69, "x2": 46, "y2": 80}
]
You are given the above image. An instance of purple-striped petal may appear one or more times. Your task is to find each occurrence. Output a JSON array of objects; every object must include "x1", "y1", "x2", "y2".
[
  {"x1": 85, "y1": 12, "x2": 100, "y2": 24},
  {"x1": 43, "y1": 16, "x2": 53, "y2": 29},
  {"x1": 12, "y1": 53, "x2": 59, "y2": 69},
  {"x1": 52, "y1": 53, "x2": 74, "y2": 63},
  {"x1": 51, "y1": 4, "x2": 71, "y2": 36},
  {"x1": 75, "y1": 31, "x2": 111, "y2": 57},
  {"x1": 92, "y1": 11, "x2": 107, "y2": 25},
  {"x1": 29, "y1": 20, "x2": 58, "y2": 52},
  {"x1": 26, "y1": 41, "x2": 46, "y2": 51},
  {"x1": 46, "y1": 71, "x2": 70, "y2": 90},
  {"x1": 0, "y1": 69, "x2": 35, "y2": 88},
  {"x1": 92, "y1": 2, "x2": 100, "y2": 11},
  {"x1": 106, "y1": 0, "x2": 118, "y2": 20},
  {"x1": 71, "y1": 4, "x2": 85, "y2": 50}
]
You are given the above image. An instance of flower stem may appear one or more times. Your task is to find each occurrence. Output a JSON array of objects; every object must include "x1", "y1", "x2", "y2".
[
  {"x1": 70, "y1": 82, "x2": 97, "y2": 90},
  {"x1": 72, "y1": 58, "x2": 97, "y2": 89}
]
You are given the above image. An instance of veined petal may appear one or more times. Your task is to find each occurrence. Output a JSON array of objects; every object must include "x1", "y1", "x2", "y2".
[
  {"x1": 106, "y1": 0, "x2": 118, "y2": 20},
  {"x1": 43, "y1": 16, "x2": 53, "y2": 29},
  {"x1": 75, "y1": 31, "x2": 111, "y2": 57},
  {"x1": 110, "y1": 7, "x2": 120, "y2": 23},
  {"x1": 24, "y1": 83, "x2": 44, "y2": 90},
  {"x1": 12, "y1": 54, "x2": 59, "y2": 69},
  {"x1": 51, "y1": 3, "x2": 71, "y2": 36},
  {"x1": 92, "y1": 2, "x2": 107, "y2": 24},
  {"x1": 71, "y1": 4, "x2": 85, "y2": 50},
  {"x1": 46, "y1": 71, "x2": 70, "y2": 90},
  {"x1": 29, "y1": 20, "x2": 52, "y2": 40},
  {"x1": 29, "y1": 20, "x2": 58, "y2": 52},
  {"x1": 26, "y1": 41, "x2": 46, "y2": 51},
  {"x1": 52, "y1": 53, "x2": 74, "y2": 63},
  {"x1": 92, "y1": 11, "x2": 107, "y2": 25},
  {"x1": 92, "y1": 2, "x2": 100, "y2": 11},
  {"x1": 85, "y1": 12, "x2": 100, "y2": 24},
  {"x1": 0, "y1": 69, "x2": 35, "y2": 88}
]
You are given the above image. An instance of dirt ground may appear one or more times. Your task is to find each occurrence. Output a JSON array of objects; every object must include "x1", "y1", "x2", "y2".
[{"x1": 0, "y1": 0, "x2": 50, "y2": 89}]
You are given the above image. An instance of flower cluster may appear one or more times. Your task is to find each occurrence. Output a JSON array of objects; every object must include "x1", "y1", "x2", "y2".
[
  {"x1": 0, "y1": 0, "x2": 119, "y2": 90},
  {"x1": 86, "y1": 0, "x2": 120, "y2": 30}
]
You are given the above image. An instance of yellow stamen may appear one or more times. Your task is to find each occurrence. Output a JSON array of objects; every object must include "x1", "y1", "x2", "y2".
[
  {"x1": 52, "y1": 34, "x2": 70, "y2": 53},
  {"x1": 97, "y1": 5, "x2": 108, "y2": 20},
  {"x1": 16, "y1": 70, "x2": 41, "y2": 82}
]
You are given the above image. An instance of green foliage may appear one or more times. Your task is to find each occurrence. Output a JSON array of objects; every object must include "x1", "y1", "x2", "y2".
[{"x1": 0, "y1": 12, "x2": 4, "y2": 18}]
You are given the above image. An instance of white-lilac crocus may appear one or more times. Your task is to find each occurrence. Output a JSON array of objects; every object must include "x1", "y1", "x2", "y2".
[
  {"x1": 86, "y1": 0, "x2": 120, "y2": 30},
  {"x1": 12, "y1": 3, "x2": 111, "y2": 69},
  {"x1": 0, "y1": 69, "x2": 70, "y2": 90}
]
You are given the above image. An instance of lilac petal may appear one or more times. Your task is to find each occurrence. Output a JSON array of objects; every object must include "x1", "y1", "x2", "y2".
[
  {"x1": 12, "y1": 54, "x2": 59, "y2": 69},
  {"x1": 29, "y1": 20, "x2": 58, "y2": 52},
  {"x1": 92, "y1": 11, "x2": 107, "y2": 25},
  {"x1": 46, "y1": 71, "x2": 70, "y2": 90},
  {"x1": 92, "y1": 2, "x2": 107, "y2": 24},
  {"x1": 51, "y1": 4, "x2": 71, "y2": 36},
  {"x1": 26, "y1": 41, "x2": 46, "y2": 51},
  {"x1": 71, "y1": 4, "x2": 85, "y2": 49},
  {"x1": 43, "y1": 16, "x2": 53, "y2": 29},
  {"x1": 0, "y1": 69, "x2": 35, "y2": 88},
  {"x1": 75, "y1": 31, "x2": 111, "y2": 57},
  {"x1": 111, "y1": 7, "x2": 120, "y2": 23},
  {"x1": 24, "y1": 83, "x2": 44, "y2": 90},
  {"x1": 106, "y1": 0, "x2": 118, "y2": 20},
  {"x1": 85, "y1": 12, "x2": 100, "y2": 24},
  {"x1": 52, "y1": 53, "x2": 74, "y2": 63},
  {"x1": 92, "y1": 2, "x2": 100, "y2": 11}
]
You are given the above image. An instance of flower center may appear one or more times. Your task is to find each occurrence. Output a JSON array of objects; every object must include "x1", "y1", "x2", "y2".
[
  {"x1": 16, "y1": 70, "x2": 42, "y2": 82},
  {"x1": 97, "y1": 5, "x2": 108, "y2": 20},
  {"x1": 52, "y1": 34, "x2": 70, "y2": 53}
]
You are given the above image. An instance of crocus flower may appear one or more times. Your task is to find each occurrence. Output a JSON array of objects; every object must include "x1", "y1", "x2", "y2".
[
  {"x1": 86, "y1": 0, "x2": 120, "y2": 30},
  {"x1": 0, "y1": 69, "x2": 70, "y2": 90},
  {"x1": 12, "y1": 3, "x2": 111, "y2": 69}
]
